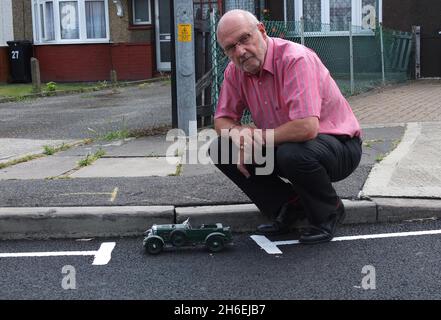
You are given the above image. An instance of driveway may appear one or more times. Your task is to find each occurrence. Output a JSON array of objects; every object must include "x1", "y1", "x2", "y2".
[{"x1": 0, "y1": 81, "x2": 172, "y2": 140}]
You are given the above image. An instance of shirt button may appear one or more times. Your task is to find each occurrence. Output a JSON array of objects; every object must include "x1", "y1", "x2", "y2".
[
  {"x1": 258, "y1": 81, "x2": 262, "y2": 85},
  {"x1": 264, "y1": 101, "x2": 268, "y2": 105}
]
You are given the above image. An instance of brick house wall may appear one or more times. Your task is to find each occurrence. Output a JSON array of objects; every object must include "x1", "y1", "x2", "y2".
[
  {"x1": 34, "y1": 43, "x2": 152, "y2": 82},
  {"x1": 0, "y1": 48, "x2": 10, "y2": 82},
  {"x1": 7, "y1": 0, "x2": 156, "y2": 82}
]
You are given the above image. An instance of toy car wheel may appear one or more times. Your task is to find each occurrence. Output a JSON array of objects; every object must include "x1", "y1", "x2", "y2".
[
  {"x1": 144, "y1": 237, "x2": 164, "y2": 255},
  {"x1": 170, "y1": 230, "x2": 187, "y2": 247},
  {"x1": 206, "y1": 234, "x2": 225, "y2": 253}
]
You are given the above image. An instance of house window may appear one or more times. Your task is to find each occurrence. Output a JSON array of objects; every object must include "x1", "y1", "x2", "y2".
[
  {"x1": 303, "y1": 0, "x2": 321, "y2": 32},
  {"x1": 86, "y1": 1, "x2": 107, "y2": 38},
  {"x1": 60, "y1": 1, "x2": 79, "y2": 39},
  {"x1": 330, "y1": 0, "x2": 351, "y2": 31},
  {"x1": 32, "y1": 0, "x2": 109, "y2": 44},
  {"x1": 132, "y1": 0, "x2": 151, "y2": 25},
  {"x1": 284, "y1": 0, "x2": 381, "y2": 34}
]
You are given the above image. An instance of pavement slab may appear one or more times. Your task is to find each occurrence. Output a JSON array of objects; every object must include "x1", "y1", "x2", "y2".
[
  {"x1": 0, "y1": 138, "x2": 73, "y2": 162},
  {"x1": 0, "y1": 155, "x2": 82, "y2": 180},
  {"x1": 362, "y1": 122, "x2": 441, "y2": 198},
  {"x1": 57, "y1": 136, "x2": 171, "y2": 157},
  {"x1": 69, "y1": 157, "x2": 181, "y2": 178}
]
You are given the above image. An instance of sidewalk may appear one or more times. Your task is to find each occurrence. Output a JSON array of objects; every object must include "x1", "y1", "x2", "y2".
[{"x1": 1, "y1": 80, "x2": 440, "y2": 239}]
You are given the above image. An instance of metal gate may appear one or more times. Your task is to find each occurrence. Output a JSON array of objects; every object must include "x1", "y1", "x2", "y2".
[{"x1": 421, "y1": 30, "x2": 441, "y2": 78}]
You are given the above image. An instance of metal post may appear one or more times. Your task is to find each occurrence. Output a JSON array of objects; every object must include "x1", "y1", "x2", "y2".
[
  {"x1": 170, "y1": 0, "x2": 178, "y2": 129},
  {"x1": 379, "y1": 23, "x2": 386, "y2": 85},
  {"x1": 349, "y1": 24, "x2": 354, "y2": 95},
  {"x1": 171, "y1": 0, "x2": 197, "y2": 137},
  {"x1": 412, "y1": 25, "x2": 421, "y2": 79},
  {"x1": 210, "y1": 9, "x2": 219, "y2": 107},
  {"x1": 300, "y1": 16, "x2": 305, "y2": 45}
]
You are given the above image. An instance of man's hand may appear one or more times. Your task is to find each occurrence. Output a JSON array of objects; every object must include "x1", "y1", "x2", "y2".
[{"x1": 229, "y1": 126, "x2": 265, "y2": 178}]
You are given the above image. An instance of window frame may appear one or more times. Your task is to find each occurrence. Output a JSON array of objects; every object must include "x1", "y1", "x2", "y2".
[
  {"x1": 131, "y1": 0, "x2": 152, "y2": 25},
  {"x1": 31, "y1": 0, "x2": 110, "y2": 45},
  {"x1": 283, "y1": 0, "x2": 382, "y2": 36}
]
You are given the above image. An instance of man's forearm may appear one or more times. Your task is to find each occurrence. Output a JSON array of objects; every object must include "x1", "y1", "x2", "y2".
[
  {"x1": 214, "y1": 118, "x2": 240, "y2": 136},
  {"x1": 273, "y1": 117, "x2": 319, "y2": 145}
]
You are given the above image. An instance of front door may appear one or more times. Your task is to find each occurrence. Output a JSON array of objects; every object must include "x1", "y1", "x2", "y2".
[
  {"x1": 421, "y1": 29, "x2": 441, "y2": 78},
  {"x1": 155, "y1": 0, "x2": 171, "y2": 71}
]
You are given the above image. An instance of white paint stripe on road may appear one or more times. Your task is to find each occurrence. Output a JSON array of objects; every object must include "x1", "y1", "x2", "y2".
[
  {"x1": 110, "y1": 187, "x2": 119, "y2": 202},
  {"x1": 92, "y1": 242, "x2": 116, "y2": 265},
  {"x1": 0, "y1": 242, "x2": 116, "y2": 265},
  {"x1": 252, "y1": 229, "x2": 441, "y2": 254},
  {"x1": 250, "y1": 235, "x2": 283, "y2": 254},
  {"x1": 332, "y1": 229, "x2": 441, "y2": 241}
]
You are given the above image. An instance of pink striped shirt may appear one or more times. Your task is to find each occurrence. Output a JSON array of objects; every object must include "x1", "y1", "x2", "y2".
[{"x1": 215, "y1": 37, "x2": 361, "y2": 137}]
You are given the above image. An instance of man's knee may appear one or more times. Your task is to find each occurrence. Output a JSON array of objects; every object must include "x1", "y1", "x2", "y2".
[{"x1": 276, "y1": 142, "x2": 319, "y2": 174}]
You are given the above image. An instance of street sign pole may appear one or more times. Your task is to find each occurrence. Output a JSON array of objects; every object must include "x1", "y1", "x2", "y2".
[{"x1": 171, "y1": 0, "x2": 197, "y2": 137}]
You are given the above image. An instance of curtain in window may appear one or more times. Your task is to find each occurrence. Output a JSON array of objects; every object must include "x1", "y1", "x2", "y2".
[
  {"x1": 60, "y1": 1, "x2": 79, "y2": 39},
  {"x1": 39, "y1": 4, "x2": 45, "y2": 40},
  {"x1": 86, "y1": 1, "x2": 106, "y2": 38},
  {"x1": 303, "y1": 0, "x2": 321, "y2": 32},
  {"x1": 286, "y1": 0, "x2": 295, "y2": 21},
  {"x1": 330, "y1": 0, "x2": 351, "y2": 31},
  {"x1": 45, "y1": 2, "x2": 55, "y2": 40}
]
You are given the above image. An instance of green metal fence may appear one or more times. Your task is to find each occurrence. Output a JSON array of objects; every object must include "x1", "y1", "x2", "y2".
[{"x1": 209, "y1": 16, "x2": 413, "y2": 124}]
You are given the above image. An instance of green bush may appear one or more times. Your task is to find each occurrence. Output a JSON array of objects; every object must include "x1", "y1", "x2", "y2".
[{"x1": 46, "y1": 82, "x2": 57, "y2": 92}]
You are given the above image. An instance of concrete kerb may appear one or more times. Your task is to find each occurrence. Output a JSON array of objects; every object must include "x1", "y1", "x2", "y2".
[
  {"x1": 175, "y1": 200, "x2": 377, "y2": 232},
  {"x1": 0, "y1": 206, "x2": 174, "y2": 240},
  {"x1": 373, "y1": 197, "x2": 441, "y2": 222},
  {"x1": 1, "y1": 198, "x2": 440, "y2": 240}
]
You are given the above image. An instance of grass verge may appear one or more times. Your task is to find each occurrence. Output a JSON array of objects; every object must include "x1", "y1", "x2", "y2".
[{"x1": 77, "y1": 149, "x2": 106, "y2": 167}]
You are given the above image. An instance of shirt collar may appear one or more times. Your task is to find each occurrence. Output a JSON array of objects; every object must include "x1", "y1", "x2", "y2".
[
  {"x1": 244, "y1": 37, "x2": 274, "y2": 78},
  {"x1": 261, "y1": 37, "x2": 274, "y2": 75}
]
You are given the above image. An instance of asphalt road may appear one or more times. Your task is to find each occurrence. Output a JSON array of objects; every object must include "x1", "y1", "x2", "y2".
[
  {"x1": 2, "y1": 218, "x2": 441, "y2": 300},
  {"x1": 0, "y1": 82, "x2": 172, "y2": 140}
]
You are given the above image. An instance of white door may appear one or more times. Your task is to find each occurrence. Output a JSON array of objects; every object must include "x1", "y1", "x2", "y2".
[{"x1": 155, "y1": 0, "x2": 171, "y2": 71}]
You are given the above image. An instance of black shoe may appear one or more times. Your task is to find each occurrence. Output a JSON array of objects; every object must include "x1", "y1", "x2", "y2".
[
  {"x1": 256, "y1": 201, "x2": 305, "y2": 236},
  {"x1": 256, "y1": 221, "x2": 290, "y2": 236},
  {"x1": 299, "y1": 198, "x2": 345, "y2": 244}
]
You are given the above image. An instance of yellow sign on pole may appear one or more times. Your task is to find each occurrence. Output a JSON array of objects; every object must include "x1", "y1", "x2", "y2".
[{"x1": 178, "y1": 24, "x2": 192, "y2": 42}]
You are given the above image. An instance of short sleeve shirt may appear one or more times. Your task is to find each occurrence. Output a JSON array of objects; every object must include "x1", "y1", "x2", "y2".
[{"x1": 214, "y1": 37, "x2": 361, "y2": 137}]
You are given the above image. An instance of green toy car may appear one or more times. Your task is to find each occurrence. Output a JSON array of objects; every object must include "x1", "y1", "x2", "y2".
[{"x1": 143, "y1": 218, "x2": 233, "y2": 254}]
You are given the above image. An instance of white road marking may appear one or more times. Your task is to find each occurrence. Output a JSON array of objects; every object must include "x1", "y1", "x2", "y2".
[
  {"x1": 250, "y1": 235, "x2": 283, "y2": 254},
  {"x1": 92, "y1": 242, "x2": 116, "y2": 265},
  {"x1": 110, "y1": 187, "x2": 119, "y2": 202},
  {"x1": 58, "y1": 187, "x2": 119, "y2": 202},
  {"x1": 251, "y1": 229, "x2": 441, "y2": 254},
  {"x1": 0, "y1": 242, "x2": 116, "y2": 265}
]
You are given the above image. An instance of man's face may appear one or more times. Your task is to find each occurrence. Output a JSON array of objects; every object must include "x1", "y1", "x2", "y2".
[{"x1": 218, "y1": 22, "x2": 267, "y2": 75}]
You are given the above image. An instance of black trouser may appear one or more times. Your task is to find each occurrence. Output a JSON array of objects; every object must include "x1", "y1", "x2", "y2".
[{"x1": 209, "y1": 134, "x2": 362, "y2": 225}]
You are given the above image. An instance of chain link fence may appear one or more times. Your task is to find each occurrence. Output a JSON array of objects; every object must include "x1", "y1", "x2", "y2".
[{"x1": 208, "y1": 10, "x2": 413, "y2": 124}]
